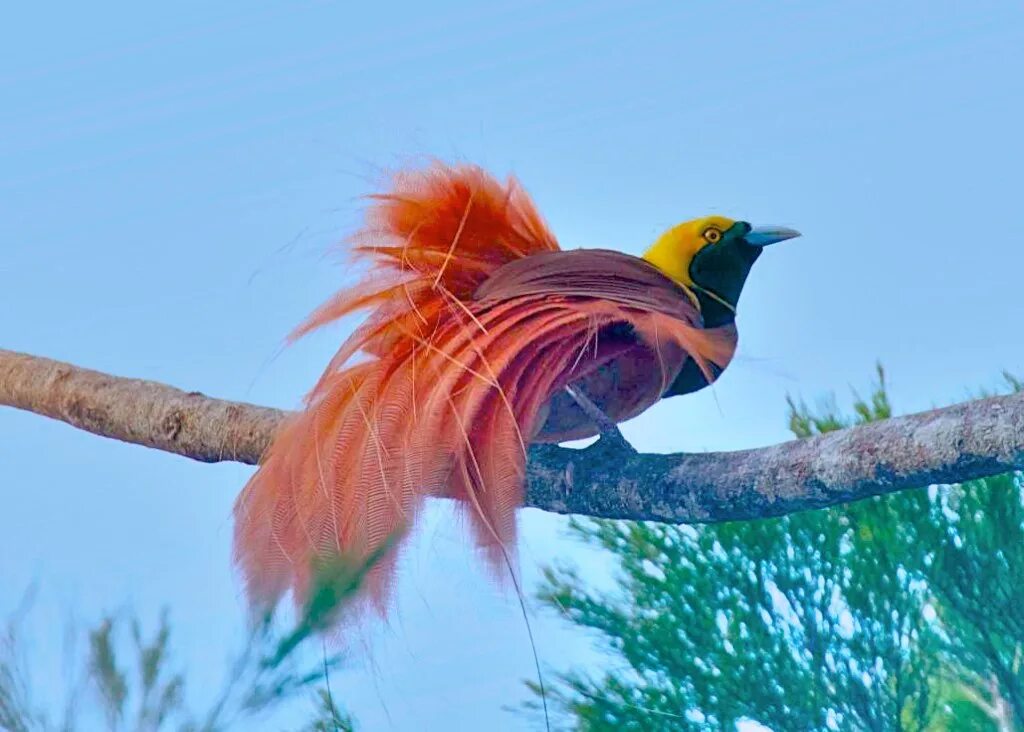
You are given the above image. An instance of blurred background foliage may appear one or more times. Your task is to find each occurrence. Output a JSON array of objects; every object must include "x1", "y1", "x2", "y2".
[
  {"x1": 532, "y1": 367, "x2": 1024, "y2": 731},
  {"x1": 0, "y1": 552, "x2": 374, "y2": 731}
]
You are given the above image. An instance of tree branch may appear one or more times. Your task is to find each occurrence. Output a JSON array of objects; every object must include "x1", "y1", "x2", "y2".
[{"x1": 2, "y1": 348, "x2": 1022, "y2": 523}]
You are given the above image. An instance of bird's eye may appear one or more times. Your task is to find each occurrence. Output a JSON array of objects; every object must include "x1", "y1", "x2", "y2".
[{"x1": 703, "y1": 227, "x2": 722, "y2": 243}]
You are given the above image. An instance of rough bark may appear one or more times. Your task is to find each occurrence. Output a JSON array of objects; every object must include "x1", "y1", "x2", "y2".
[{"x1": 2, "y1": 348, "x2": 1022, "y2": 523}]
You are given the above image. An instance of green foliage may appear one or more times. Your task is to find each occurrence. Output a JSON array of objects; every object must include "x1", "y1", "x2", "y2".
[
  {"x1": 300, "y1": 689, "x2": 355, "y2": 732},
  {"x1": 268, "y1": 536, "x2": 396, "y2": 670},
  {"x1": 0, "y1": 593, "x2": 44, "y2": 732},
  {"x1": 84, "y1": 613, "x2": 185, "y2": 731},
  {"x1": 0, "y1": 549, "x2": 379, "y2": 732},
  {"x1": 534, "y1": 367, "x2": 1024, "y2": 731}
]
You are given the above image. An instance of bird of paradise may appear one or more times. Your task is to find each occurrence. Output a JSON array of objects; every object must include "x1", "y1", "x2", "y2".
[{"x1": 233, "y1": 162, "x2": 798, "y2": 617}]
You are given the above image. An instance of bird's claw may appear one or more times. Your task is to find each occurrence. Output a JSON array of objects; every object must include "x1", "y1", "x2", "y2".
[{"x1": 564, "y1": 385, "x2": 637, "y2": 454}]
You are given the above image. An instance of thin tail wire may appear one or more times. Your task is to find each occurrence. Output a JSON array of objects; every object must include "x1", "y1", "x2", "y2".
[
  {"x1": 445, "y1": 391, "x2": 550, "y2": 732},
  {"x1": 379, "y1": 180, "x2": 553, "y2": 724}
]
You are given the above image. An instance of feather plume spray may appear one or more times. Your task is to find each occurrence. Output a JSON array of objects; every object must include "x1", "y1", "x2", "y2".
[{"x1": 232, "y1": 163, "x2": 736, "y2": 618}]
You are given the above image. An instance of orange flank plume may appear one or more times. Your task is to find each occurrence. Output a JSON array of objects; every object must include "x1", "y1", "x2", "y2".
[{"x1": 232, "y1": 163, "x2": 736, "y2": 616}]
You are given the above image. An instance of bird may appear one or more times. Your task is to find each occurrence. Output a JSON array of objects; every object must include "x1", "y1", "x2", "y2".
[{"x1": 232, "y1": 162, "x2": 798, "y2": 618}]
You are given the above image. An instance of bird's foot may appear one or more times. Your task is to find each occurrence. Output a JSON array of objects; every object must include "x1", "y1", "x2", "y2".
[{"x1": 564, "y1": 385, "x2": 637, "y2": 454}]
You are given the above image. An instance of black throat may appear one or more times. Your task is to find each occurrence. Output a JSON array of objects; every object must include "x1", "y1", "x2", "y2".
[
  {"x1": 692, "y1": 289, "x2": 736, "y2": 329},
  {"x1": 662, "y1": 224, "x2": 762, "y2": 398},
  {"x1": 661, "y1": 289, "x2": 735, "y2": 397}
]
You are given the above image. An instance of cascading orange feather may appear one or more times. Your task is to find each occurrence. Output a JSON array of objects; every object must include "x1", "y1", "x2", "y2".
[{"x1": 232, "y1": 163, "x2": 736, "y2": 616}]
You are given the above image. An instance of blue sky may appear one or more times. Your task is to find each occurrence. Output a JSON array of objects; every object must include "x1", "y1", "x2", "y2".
[{"x1": 2, "y1": 1, "x2": 1023, "y2": 728}]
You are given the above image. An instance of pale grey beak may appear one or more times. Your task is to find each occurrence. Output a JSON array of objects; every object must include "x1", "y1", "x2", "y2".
[{"x1": 745, "y1": 225, "x2": 801, "y2": 247}]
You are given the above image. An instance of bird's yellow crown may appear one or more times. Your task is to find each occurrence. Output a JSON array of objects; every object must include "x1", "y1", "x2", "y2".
[{"x1": 642, "y1": 215, "x2": 737, "y2": 288}]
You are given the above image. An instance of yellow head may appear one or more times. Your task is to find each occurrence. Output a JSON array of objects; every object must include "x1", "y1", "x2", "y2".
[
  {"x1": 644, "y1": 215, "x2": 739, "y2": 287},
  {"x1": 642, "y1": 215, "x2": 800, "y2": 325}
]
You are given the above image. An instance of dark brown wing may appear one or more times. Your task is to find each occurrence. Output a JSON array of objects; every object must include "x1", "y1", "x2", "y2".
[
  {"x1": 475, "y1": 248, "x2": 700, "y2": 318},
  {"x1": 475, "y1": 248, "x2": 734, "y2": 442}
]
